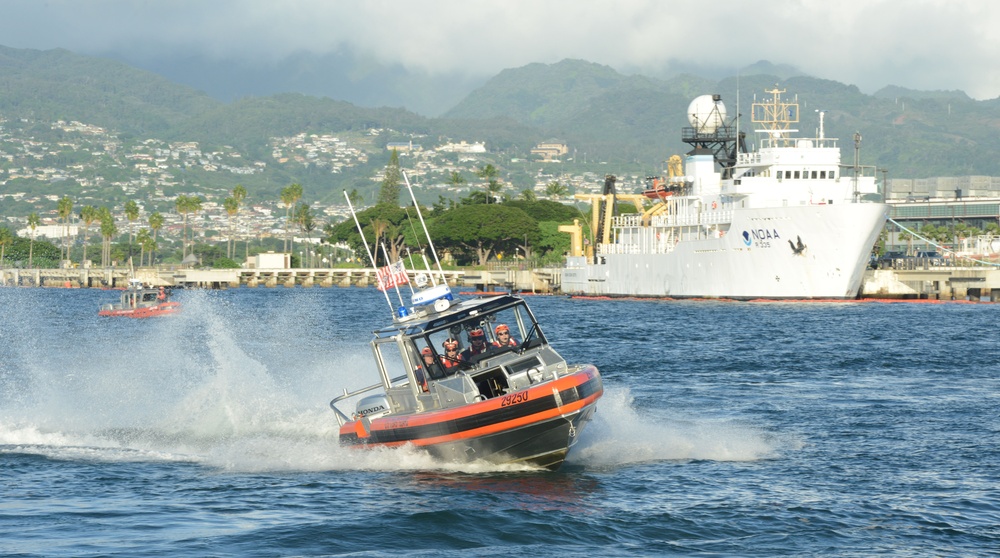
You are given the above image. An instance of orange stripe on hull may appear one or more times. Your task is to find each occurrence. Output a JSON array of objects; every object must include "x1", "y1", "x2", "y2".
[
  {"x1": 385, "y1": 366, "x2": 598, "y2": 429},
  {"x1": 392, "y1": 392, "x2": 600, "y2": 448},
  {"x1": 338, "y1": 366, "x2": 602, "y2": 448}
]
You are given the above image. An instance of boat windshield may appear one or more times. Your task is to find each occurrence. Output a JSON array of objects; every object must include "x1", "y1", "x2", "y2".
[{"x1": 410, "y1": 302, "x2": 543, "y2": 374}]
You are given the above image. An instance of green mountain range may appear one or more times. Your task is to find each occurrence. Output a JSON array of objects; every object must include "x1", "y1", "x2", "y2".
[{"x1": 3, "y1": 45, "x2": 1000, "y2": 195}]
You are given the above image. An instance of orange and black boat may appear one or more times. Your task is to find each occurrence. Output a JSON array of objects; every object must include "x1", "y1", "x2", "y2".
[{"x1": 330, "y1": 178, "x2": 603, "y2": 470}]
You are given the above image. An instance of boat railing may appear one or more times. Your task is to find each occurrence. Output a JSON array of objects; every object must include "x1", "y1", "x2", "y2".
[
  {"x1": 738, "y1": 152, "x2": 763, "y2": 166},
  {"x1": 839, "y1": 162, "x2": 881, "y2": 179},
  {"x1": 614, "y1": 210, "x2": 735, "y2": 230},
  {"x1": 615, "y1": 214, "x2": 644, "y2": 227},
  {"x1": 650, "y1": 210, "x2": 735, "y2": 228},
  {"x1": 757, "y1": 136, "x2": 839, "y2": 150},
  {"x1": 329, "y1": 373, "x2": 408, "y2": 426},
  {"x1": 598, "y1": 243, "x2": 647, "y2": 255}
]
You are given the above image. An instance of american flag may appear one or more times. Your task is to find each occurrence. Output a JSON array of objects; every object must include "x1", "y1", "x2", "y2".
[{"x1": 376, "y1": 260, "x2": 409, "y2": 291}]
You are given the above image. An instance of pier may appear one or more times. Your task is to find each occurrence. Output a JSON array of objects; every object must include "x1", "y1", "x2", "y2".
[
  {"x1": 0, "y1": 267, "x2": 468, "y2": 290},
  {"x1": 862, "y1": 267, "x2": 1000, "y2": 301},
  {"x1": 0, "y1": 263, "x2": 569, "y2": 293},
  {"x1": 3, "y1": 265, "x2": 998, "y2": 301}
]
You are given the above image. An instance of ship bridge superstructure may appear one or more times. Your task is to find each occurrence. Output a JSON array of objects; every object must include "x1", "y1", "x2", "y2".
[{"x1": 723, "y1": 88, "x2": 878, "y2": 207}]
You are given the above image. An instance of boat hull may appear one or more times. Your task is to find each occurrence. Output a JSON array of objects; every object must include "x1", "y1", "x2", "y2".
[
  {"x1": 339, "y1": 366, "x2": 602, "y2": 470},
  {"x1": 98, "y1": 302, "x2": 180, "y2": 318},
  {"x1": 562, "y1": 203, "x2": 888, "y2": 300}
]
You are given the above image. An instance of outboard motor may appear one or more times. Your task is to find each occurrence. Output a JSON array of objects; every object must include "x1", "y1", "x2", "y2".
[{"x1": 355, "y1": 394, "x2": 391, "y2": 420}]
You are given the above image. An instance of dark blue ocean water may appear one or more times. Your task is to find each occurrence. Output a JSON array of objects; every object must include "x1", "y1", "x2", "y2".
[{"x1": 1, "y1": 286, "x2": 998, "y2": 556}]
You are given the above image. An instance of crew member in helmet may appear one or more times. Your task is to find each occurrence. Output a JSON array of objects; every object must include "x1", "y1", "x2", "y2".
[
  {"x1": 441, "y1": 338, "x2": 463, "y2": 370},
  {"x1": 492, "y1": 324, "x2": 517, "y2": 348},
  {"x1": 413, "y1": 347, "x2": 442, "y2": 391},
  {"x1": 461, "y1": 328, "x2": 489, "y2": 361}
]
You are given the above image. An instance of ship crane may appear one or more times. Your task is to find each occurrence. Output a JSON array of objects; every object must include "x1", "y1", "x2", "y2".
[{"x1": 567, "y1": 175, "x2": 646, "y2": 262}]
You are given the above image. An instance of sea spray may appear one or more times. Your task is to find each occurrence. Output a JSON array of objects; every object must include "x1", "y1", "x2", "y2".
[{"x1": 570, "y1": 386, "x2": 785, "y2": 468}]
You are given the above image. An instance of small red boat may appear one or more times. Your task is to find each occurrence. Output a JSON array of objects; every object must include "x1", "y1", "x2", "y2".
[{"x1": 98, "y1": 281, "x2": 180, "y2": 318}]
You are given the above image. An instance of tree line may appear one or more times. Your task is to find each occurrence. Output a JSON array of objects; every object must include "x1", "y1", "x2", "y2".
[{"x1": 0, "y1": 150, "x2": 588, "y2": 270}]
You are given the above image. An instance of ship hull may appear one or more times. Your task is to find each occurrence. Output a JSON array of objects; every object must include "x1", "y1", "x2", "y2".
[{"x1": 563, "y1": 203, "x2": 888, "y2": 300}]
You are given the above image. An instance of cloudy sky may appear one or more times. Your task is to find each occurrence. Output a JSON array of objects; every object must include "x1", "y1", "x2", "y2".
[{"x1": 3, "y1": 0, "x2": 999, "y2": 100}]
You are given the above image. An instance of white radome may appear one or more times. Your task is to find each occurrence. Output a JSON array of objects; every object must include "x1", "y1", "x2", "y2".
[{"x1": 687, "y1": 94, "x2": 727, "y2": 133}]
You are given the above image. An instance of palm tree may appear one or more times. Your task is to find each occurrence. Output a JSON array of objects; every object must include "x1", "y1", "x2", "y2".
[
  {"x1": 27, "y1": 212, "x2": 39, "y2": 268},
  {"x1": 124, "y1": 200, "x2": 139, "y2": 261},
  {"x1": 176, "y1": 195, "x2": 203, "y2": 259},
  {"x1": 79, "y1": 206, "x2": 99, "y2": 267},
  {"x1": 98, "y1": 207, "x2": 116, "y2": 267},
  {"x1": 545, "y1": 180, "x2": 569, "y2": 200},
  {"x1": 232, "y1": 184, "x2": 248, "y2": 260},
  {"x1": 448, "y1": 171, "x2": 467, "y2": 190},
  {"x1": 57, "y1": 196, "x2": 73, "y2": 265},
  {"x1": 148, "y1": 212, "x2": 164, "y2": 265},
  {"x1": 140, "y1": 230, "x2": 157, "y2": 266},
  {"x1": 295, "y1": 202, "x2": 316, "y2": 267},
  {"x1": 898, "y1": 231, "x2": 911, "y2": 256},
  {"x1": 280, "y1": 183, "x2": 303, "y2": 253},
  {"x1": 175, "y1": 195, "x2": 190, "y2": 258},
  {"x1": 0, "y1": 227, "x2": 12, "y2": 269},
  {"x1": 477, "y1": 164, "x2": 500, "y2": 203},
  {"x1": 224, "y1": 196, "x2": 239, "y2": 259},
  {"x1": 186, "y1": 196, "x2": 203, "y2": 259},
  {"x1": 488, "y1": 181, "x2": 505, "y2": 202},
  {"x1": 136, "y1": 228, "x2": 152, "y2": 267},
  {"x1": 371, "y1": 218, "x2": 389, "y2": 267}
]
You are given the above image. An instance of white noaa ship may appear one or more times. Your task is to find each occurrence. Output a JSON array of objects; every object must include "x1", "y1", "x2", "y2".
[{"x1": 561, "y1": 88, "x2": 889, "y2": 300}]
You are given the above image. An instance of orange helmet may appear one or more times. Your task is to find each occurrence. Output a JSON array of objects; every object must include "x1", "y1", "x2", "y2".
[
  {"x1": 468, "y1": 328, "x2": 485, "y2": 341},
  {"x1": 421, "y1": 347, "x2": 433, "y2": 356},
  {"x1": 443, "y1": 339, "x2": 459, "y2": 351},
  {"x1": 495, "y1": 324, "x2": 510, "y2": 335}
]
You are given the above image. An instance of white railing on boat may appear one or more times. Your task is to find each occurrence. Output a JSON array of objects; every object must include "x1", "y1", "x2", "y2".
[{"x1": 613, "y1": 210, "x2": 735, "y2": 229}]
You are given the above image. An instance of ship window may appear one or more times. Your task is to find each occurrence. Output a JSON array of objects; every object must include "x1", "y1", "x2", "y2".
[
  {"x1": 794, "y1": 171, "x2": 801, "y2": 179},
  {"x1": 831, "y1": 171, "x2": 837, "y2": 179},
  {"x1": 820, "y1": 171, "x2": 826, "y2": 179},
  {"x1": 777, "y1": 171, "x2": 783, "y2": 179},
  {"x1": 811, "y1": 171, "x2": 817, "y2": 179}
]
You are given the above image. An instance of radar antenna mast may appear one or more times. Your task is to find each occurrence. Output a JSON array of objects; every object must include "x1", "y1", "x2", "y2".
[{"x1": 681, "y1": 94, "x2": 747, "y2": 179}]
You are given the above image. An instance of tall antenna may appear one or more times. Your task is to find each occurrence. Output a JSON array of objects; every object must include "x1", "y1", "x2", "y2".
[
  {"x1": 736, "y1": 73, "x2": 740, "y2": 151},
  {"x1": 344, "y1": 190, "x2": 393, "y2": 313},
  {"x1": 403, "y1": 173, "x2": 447, "y2": 285}
]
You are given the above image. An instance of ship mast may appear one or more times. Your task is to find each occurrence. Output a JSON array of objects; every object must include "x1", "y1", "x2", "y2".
[{"x1": 752, "y1": 87, "x2": 799, "y2": 147}]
